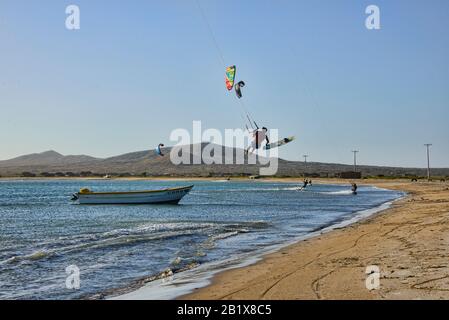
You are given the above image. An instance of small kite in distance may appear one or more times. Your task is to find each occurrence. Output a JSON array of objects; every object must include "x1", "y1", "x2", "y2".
[
  {"x1": 155, "y1": 143, "x2": 165, "y2": 157},
  {"x1": 234, "y1": 81, "x2": 245, "y2": 99}
]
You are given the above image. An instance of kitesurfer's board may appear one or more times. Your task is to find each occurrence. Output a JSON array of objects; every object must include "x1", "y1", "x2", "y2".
[{"x1": 264, "y1": 136, "x2": 295, "y2": 150}]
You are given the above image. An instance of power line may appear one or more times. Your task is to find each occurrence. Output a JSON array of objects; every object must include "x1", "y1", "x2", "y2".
[
  {"x1": 195, "y1": 0, "x2": 226, "y2": 67},
  {"x1": 195, "y1": 0, "x2": 256, "y2": 130},
  {"x1": 302, "y1": 155, "x2": 309, "y2": 178}
]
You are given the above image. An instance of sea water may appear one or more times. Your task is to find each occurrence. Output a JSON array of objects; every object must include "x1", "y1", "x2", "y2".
[{"x1": 0, "y1": 180, "x2": 403, "y2": 299}]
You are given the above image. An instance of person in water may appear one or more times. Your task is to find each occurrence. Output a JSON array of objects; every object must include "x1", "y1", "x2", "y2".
[
  {"x1": 351, "y1": 183, "x2": 358, "y2": 194},
  {"x1": 302, "y1": 179, "x2": 308, "y2": 189},
  {"x1": 246, "y1": 127, "x2": 270, "y2": 154}
]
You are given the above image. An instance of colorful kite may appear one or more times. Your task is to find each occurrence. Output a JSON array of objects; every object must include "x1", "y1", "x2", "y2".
[{"x1": 225, "y1": 65, "x2": 236, "y2": 91}]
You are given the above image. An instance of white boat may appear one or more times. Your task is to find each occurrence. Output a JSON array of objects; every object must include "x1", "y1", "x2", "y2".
[{"x1": 71, "y1": 185, "x2": 193, "y2": 205}]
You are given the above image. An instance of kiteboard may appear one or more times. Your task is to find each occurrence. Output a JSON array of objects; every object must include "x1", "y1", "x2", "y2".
[{"x1": 264, "y1": 136, "x2": 295, "y2": 150}]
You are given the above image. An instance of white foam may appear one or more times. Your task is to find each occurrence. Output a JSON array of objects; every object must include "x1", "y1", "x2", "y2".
[{"x1": 320, "y1": 190, "x2": 354, "y2": 195}]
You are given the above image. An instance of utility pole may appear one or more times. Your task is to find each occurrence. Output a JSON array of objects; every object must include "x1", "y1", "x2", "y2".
[
  {"x1": 352, "y1": 150, "x2": 359, "y2": 172},
  {"x1": 424, "y1": 144, "x2": 432, "y2": 181},
  {"x1": 303, "y1": 155, "x2": 309, "y2": 164},
  {"x1": 303, "y1": 155, "x2": 309, "y2": 178}
]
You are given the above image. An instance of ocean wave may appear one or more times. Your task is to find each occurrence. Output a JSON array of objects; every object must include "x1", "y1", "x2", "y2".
[
  {"x1": 200, "y1": 224, "x2": 253, "y2": 250},
  {"x1": 0, "y1": 250, "x2": 53, "y2": 265},
  {"x1": 101, "y1": 222, "x2": 216, "y2": 237},
  {"x1": 0, "y1": 230, "x2": 202, "y2": 266},
  {"x1": 87, "y1": 260, "x2": 202, "y2": 300},
  {"x1": 237, "y1": 221, "x2": 270, "y2": 229},
  {"x1": 204, "y1": 187, "x2": 300, "y2": 193},
  {"x1": 0, "y1": 221, "x2": 264, "y2": 266},
  {"x1": 210, "y1": 231, "x2": 240, "y2": 241},
  {"x1": 319, "y1": 190, "x2": 354, "y2": 195}
]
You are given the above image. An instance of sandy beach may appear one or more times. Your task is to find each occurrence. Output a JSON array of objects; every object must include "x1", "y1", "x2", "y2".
[{"x1": 183, "y1": 180, "x2": 449, "y2": 300}]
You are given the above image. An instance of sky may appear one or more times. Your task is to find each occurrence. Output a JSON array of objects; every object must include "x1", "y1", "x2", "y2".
[{"x1": 1, "y1": 0, "x2": 448, "y2": 167}]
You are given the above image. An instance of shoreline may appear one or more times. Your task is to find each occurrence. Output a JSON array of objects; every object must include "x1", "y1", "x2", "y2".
[
  {"x1": 112, "y1": 191, "x2": 403, "y2": 300},
  {"x1": 108, "y1": 181, "x2": 404, "y2": 300},
  {"x1": 0, "y1": 176, "x2": 436, "y2": 182},
  {"x1": 182, "y1": 180, "x2": 449, "y2": 299}
]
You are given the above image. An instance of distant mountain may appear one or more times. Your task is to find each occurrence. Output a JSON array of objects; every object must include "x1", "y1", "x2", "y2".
[
  {"x1": 0, "y1": 150, "x2": 99, "y2": 168},
  {"x1": 0, "y1": 145, "x2": 448, "y2": 178}
]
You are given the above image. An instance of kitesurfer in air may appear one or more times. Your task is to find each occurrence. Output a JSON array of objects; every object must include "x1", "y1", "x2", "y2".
[{"x1": 246, "y1": 127, "x2": 270, "y2": 154}]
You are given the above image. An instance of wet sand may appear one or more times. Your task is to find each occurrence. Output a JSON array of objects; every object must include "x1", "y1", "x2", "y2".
[{"x1": 183, "y1": 181, "x2": 449, "y2": 300}]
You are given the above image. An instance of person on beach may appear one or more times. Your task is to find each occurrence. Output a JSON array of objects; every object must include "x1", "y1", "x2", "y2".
[{"x1": 246, "y1": 127, "x2": 270, "y2": 154}]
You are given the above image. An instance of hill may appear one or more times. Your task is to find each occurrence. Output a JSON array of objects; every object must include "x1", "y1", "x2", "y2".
[{"x1": 0, "y1": 145, "x2": 448, "y2": 178}]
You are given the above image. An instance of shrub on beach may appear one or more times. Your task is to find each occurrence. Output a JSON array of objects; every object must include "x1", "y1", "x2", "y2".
[{"x1": 21, "y1": 171, "x2": 36, "y2": 177}]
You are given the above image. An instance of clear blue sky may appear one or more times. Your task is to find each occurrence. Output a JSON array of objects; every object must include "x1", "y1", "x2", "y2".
[{"x1": 1, "y1": 0, "x2": 448, "y2": 167}]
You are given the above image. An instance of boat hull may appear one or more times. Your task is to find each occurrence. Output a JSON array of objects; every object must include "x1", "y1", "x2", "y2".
[{"x1": 73, "y1": 185, "x2": 193, "y2": 205}]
